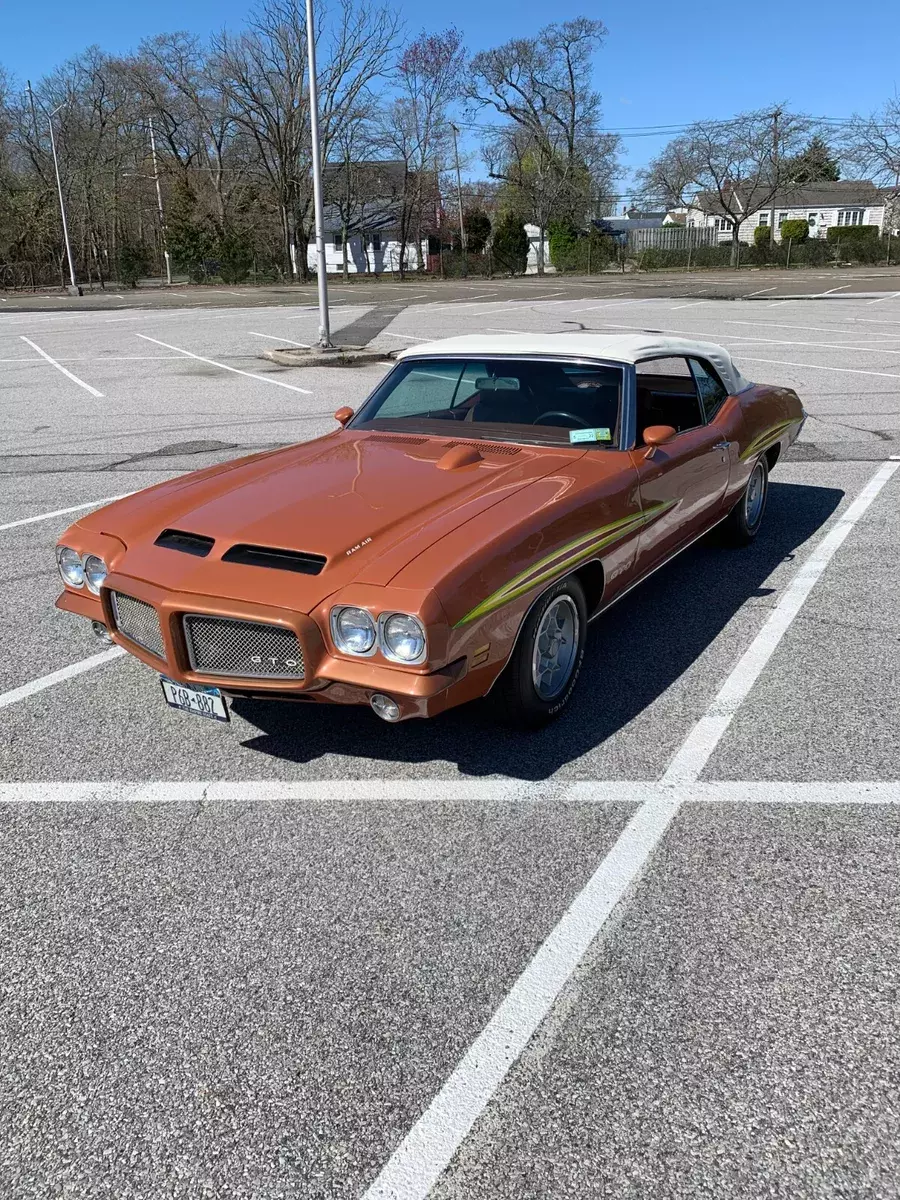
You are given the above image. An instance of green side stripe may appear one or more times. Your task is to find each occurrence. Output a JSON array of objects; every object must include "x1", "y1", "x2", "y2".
[
  {"x1": 454, "y1": 499, "x2": 676, "y2": 628},
  {"x1": 739, "y1": 418, "x2": 797, "y2": 461}
]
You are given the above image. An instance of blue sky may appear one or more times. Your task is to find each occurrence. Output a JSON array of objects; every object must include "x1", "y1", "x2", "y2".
[{"x1": 3, "y1": 0, "x2": 897, "y2": 196}]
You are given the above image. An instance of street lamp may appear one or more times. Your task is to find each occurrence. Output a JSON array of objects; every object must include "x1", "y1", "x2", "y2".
[
  {"x1": 45, "y1": 102, "x2": 79, "y2": 295},
  {"x1": 305, "y1": 0, "x2": 331, "y2": 347}
]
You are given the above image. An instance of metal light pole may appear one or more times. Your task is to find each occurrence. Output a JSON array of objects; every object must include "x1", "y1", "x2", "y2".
[
  {"x1": 305, "y1": 0, "x2": 331, "y2": 347},
  {"x1": 148, "y1": 116, "x2": 172, "y2": 286},
  {"x1": 451, "y1": 124, "x2": 467, "y2": 273},
  {"x1": 46, "y1": 102, "x2": 78, "y2": 294}
]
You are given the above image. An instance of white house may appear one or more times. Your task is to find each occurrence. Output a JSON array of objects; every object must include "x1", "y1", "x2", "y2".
[{"x1": 687, "y1": 180, "x2": 892, "y2": 243}]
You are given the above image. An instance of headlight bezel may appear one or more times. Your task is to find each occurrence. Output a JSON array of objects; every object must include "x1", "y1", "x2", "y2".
[
  {"x1": 379, "y1": 612, "x2": 428, "y2": 665},
  {"x1": 329, "y1": 605, "x2": 429, "y2": 665},
  {"x1": 330, "y1": 605, "x2": 378, "y2": 657},
  {"x1": 56, "y1": 545, "x2": 85, "y2": 589},
  {"x1": 83, "y1": 553, "x2": 108, "y2": 595}
]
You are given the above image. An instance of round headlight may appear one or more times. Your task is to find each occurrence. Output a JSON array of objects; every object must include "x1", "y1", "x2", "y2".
[
  {"x1": 332, "y1": 606, "x2": 376, "y2": 655},
  {"x1": 381, "y1": 613, "x2": 426, "y2": 663},
  {"x1": 56, "y1": 545, "x2": 85, "y2": 588},
  {"x1": 83, "y1": 554, "x2": 108, "y2": 595}
]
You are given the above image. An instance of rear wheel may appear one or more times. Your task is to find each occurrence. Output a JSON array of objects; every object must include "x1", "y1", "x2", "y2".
[
  {"x1": 496, "y1": 577, "x2": 587, "y2": 728},
  {"x1": 725, "y1": 456, "x2": 768, "y2": 545}
]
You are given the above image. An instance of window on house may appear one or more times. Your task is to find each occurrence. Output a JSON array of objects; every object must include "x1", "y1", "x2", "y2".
[
  {"x1": 837, "y1": 210, "x2": 865, "y2": 226},
  {"x1": 333, "y1": 233, "x2": 343, "y2": 250},
  {"x1": 369, "y1": 233, "x2": 382, "y2": 252},
  {"x1": 758, "y1": 212, "x2": 770, "y2": 226},
  {"x1": 778, "y1": 212, "x2": 789, "y2": 225},
  {"x1": 714, "y1": 217, "x2": 732, "y2": 233}
]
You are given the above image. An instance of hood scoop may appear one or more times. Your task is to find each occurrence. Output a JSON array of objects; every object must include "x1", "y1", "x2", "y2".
[
  {"x1": 221, "y1": 543, "x2": 326, "y2": 576},
  {"x1": 154, "y1": 528, "x2": 215, "y2": 557},
  {"x1": 436, "y1": 444, "x2": 483, "y2": 471}
]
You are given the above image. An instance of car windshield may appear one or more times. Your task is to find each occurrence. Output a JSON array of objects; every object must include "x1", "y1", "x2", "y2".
[{"x1": 350, "y1": 357, "x2": 624, "y2": 448}]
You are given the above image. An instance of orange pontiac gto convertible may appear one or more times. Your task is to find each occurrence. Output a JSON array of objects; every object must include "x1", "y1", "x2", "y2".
[{"x1": 56, "y1": 334, "x2": 804, "y2": 727}]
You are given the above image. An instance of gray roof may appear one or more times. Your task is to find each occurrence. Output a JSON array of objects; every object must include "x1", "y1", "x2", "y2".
[{"x1": 695, "y1": 179, "x2": 889, "y2": 215}]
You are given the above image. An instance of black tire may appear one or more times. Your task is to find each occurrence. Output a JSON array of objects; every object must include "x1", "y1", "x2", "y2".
[
  {"x1": 724, "y1": 455, "x2": 769, "y2": 545},
  {"x1": 495, "y1": 576, "x2": 588, "y2": 729}
]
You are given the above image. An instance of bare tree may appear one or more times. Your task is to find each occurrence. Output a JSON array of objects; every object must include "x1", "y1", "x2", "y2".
[
  {"x1": 842, "y1": 97, "x2": 900, "y2": 232},
  {"x1": 466, "y1": 18, "x2": 619, "y2": 271},
  {"x1": 637, "y1": 107, "x2": 813, "y2": 265},
  {"x1": 213, "y1": 0, "x2": 399, "y2": 280},
  {"x1": 376, "y1": 28, "x2": 464, "y2": 276}
]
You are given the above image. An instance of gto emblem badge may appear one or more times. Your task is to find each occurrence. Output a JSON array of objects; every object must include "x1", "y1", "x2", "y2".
[{"x1": 250, "y1": 655, "x2": 300, "y2": 668}]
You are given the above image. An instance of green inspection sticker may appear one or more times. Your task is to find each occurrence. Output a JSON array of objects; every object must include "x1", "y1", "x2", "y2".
[{"x1": 569, "y1": 427, "x2": 612, "y2": 444}]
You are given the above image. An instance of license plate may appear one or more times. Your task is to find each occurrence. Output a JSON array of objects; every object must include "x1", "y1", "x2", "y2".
[{"x1": 160, "y1": 676, "x2": 229, "y2": 722}]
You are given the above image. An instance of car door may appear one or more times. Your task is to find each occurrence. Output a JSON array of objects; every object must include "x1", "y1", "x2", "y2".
[{"x1": 630, "y1": 355, "x2": 731, "y2": 572}]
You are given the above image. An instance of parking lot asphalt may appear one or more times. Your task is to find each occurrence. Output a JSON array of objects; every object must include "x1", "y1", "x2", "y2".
[
  {"x1": 3, "y1": 262, "x2": 900, "y2": 316},
  {"x1": 1, "y1": 288, "x2": 899, "y2": 1198}
]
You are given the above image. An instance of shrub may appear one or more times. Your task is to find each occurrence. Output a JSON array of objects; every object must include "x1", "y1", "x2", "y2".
[
  {"x1": 491, "y1": 213, "x2": 529, "y2": 275},
  {"x1": 548, "y1": 221, "x2": 579, "y2": 271},
  {"x1": 216, "y1": 232, "x2": 253, "y2": 284},
  {"x1": 779, "y1": 219, "x2": 809, "y2": 242},
  {"x1": 441, "y1": 250, "x2": 492, "y2": 277},
  {"x1": 117, "y1": 241, "x2": 151, "y2": 288},
  {"x1": 788, "y1": 238, "x2": 832, "y2": 265},
  {"x1": 753, "y1": 225, "x2": 772, "y2": 247},
  {"x1": 825, "y1": 224, "x2": 879, "y2": 243}
]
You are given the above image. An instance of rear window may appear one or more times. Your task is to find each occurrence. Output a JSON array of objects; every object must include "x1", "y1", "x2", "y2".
[{"x1": 350, "y1": 358, "x2": 624, "y2": 448}]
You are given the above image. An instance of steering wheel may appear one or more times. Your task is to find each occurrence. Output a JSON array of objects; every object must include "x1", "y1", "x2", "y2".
[{"x1": 533, "y1": 411, "x2": 590, "y2": 429}]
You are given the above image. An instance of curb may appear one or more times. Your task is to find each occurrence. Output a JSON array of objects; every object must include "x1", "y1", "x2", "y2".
[{"x1": 262, "y1": 346, "x2": 393, "y2": 369}]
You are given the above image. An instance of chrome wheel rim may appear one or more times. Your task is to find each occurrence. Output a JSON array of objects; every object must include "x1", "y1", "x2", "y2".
[
  {"x1": 744, "y1": 462, "x2": 766, "y2": 526},
  {"x1": 532, "y1": 595, "x2": 579, "y2": 701}
]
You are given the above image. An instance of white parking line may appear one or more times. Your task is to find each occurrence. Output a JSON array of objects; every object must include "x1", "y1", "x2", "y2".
[
  {"x1": 0, "y1": 494, "x2": 133, "y2": 532},
  {"x1": 737, "y1": 354, "x2": 900, "y2": 381},
  {"x1": 0, "y1": 647, "x2": 125, "y2": 713},
  {"x1": 747, "y1": 287, "x2": 777, "y2": 297},
  {"x1": 663, "y1": 458, "x2": 899, "y2": 783},
  {"x1": 360, "y1": 458, "x2": 898, "y2": 1200},
  {"x1": 0, "y1": 779, "x2": 896, "y2": 805},
  {"x1": 135, "y1": 334, "x2": 313, "y2": 393},
  {"x1": 19, "y1": 336, "x2": 104, "y2": 398},
  {"x1": 380, "y1": 332, "x2": 426, "y2": 342},
  {"x1": 869, "y1": 291, "x2": 900, "y2": 305},
  {"x1": 247, "y1": 331, "x2": 311, "y2": 348}
]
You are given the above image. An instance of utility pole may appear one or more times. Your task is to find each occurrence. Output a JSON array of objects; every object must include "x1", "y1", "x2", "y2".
[
  {"x1": 450, "y1": 124, "x2": 467, "y2": 275},
  {"x1": 46, "y1": 100, "x2": 79, "y2": 295},
  {"x1": 305, "y1": 0, "x2": 331, "y2": 347},
  {"x1": 147, "y1": 116, "x2": 172, "y2": 286},
  {"x1": 768, "y1": 106, "x2": 782, "y2": 245}
]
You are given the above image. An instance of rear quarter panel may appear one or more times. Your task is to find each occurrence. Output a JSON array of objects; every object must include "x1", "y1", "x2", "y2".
[{"x1": 724, "y1": 383, "x2": 804, "y2": 505}]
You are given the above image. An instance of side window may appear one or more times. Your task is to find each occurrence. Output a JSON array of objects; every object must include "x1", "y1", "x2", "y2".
[
  {"x1": 690, "y1": 358, "x2": 728, "y2": 421},
  {"x1": 635, "y1": 357, "x2": 704, "y2": 439}
]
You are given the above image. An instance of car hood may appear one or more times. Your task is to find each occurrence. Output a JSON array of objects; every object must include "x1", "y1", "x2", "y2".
[{"x1": 80, "y1": 431, "x2": 584, "y2": 611}]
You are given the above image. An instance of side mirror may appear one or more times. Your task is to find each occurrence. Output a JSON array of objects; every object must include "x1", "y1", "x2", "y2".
[
  {"x1": 334, "y1": 406, "x2": 354, "y2": 428},
  {"x1": 642, "y1": 424, "x2": 677, "y2": 446},
  {"x1": 642, "y1": 424, "x2": 677, "y2": 460}
]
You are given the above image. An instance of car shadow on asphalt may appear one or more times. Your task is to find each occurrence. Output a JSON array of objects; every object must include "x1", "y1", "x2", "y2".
[{"x1": 231, "y1": 480, "x2": 843, "y2": 781}]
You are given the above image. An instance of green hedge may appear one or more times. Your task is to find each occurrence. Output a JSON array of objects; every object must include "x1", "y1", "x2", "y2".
[
  {"x1": 753, "y1": 225, "x2": 772, "y2": 247},
  {"x1": 779, "y1": 219, "x2": 809, "y2": 242},
  {"x1": 826, "y1": 224, "x2": 880, "y2": 242}
]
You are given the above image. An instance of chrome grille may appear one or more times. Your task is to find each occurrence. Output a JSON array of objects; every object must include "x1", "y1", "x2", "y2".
[
  {"x1": 112, "y1": 592, "x2": 165, "y2": 659},
  {"x1": 183, "y1": 614, "x2": 304, "y2": 680}
]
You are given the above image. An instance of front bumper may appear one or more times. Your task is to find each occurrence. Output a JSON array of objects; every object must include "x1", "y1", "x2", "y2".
[{"x1": 56, "y1": 576, "x2": 472, "y2": 720}]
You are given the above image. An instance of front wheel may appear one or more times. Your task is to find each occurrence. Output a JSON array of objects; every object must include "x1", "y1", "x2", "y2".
[
  {"x1": 495, "y1": 577, "x2": 588, "y2": 729},
  {"x1": 724, "y1": 456, "x2": 768, "y2": 545}
]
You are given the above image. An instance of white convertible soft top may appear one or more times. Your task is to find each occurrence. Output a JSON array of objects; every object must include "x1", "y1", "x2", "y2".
[{"x1": 397, "y1": 333, "x2": 752, "y2": 397}]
